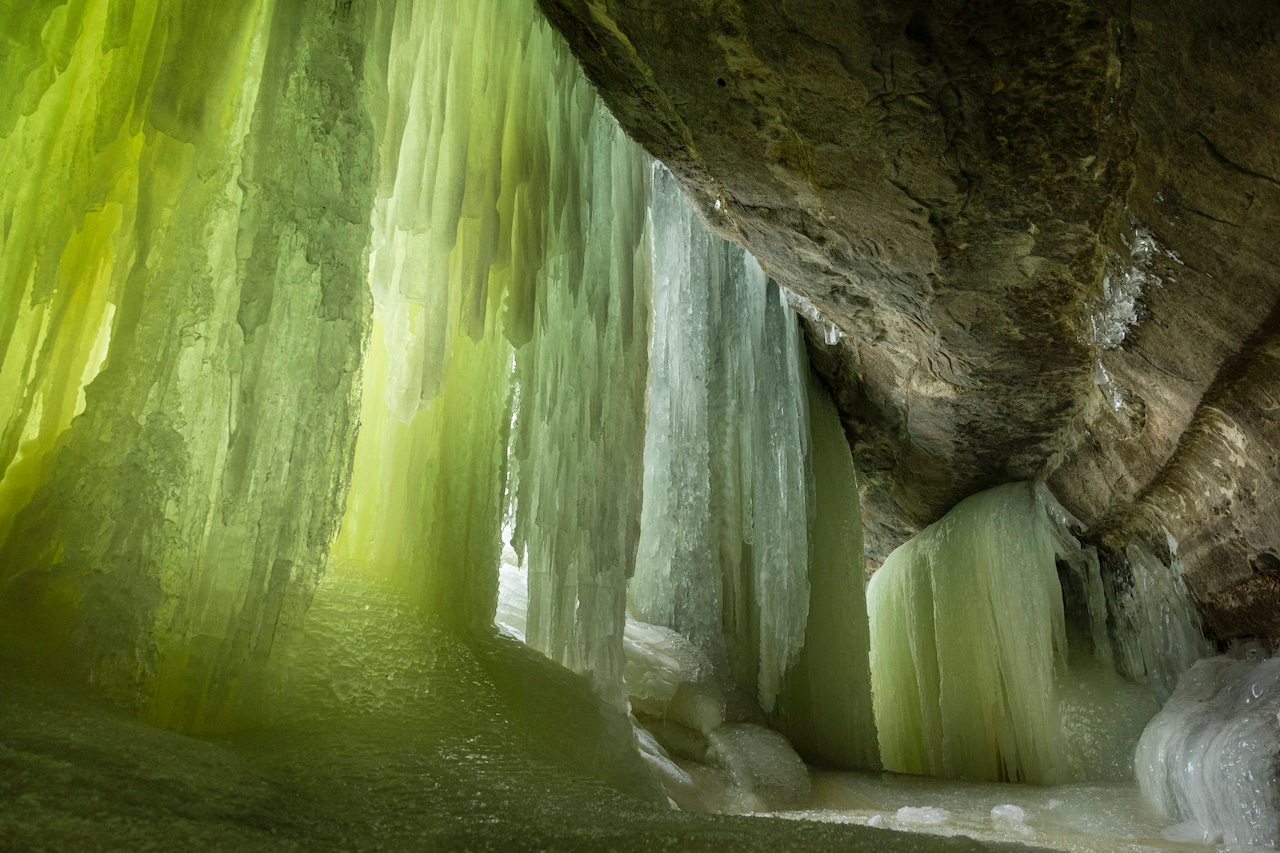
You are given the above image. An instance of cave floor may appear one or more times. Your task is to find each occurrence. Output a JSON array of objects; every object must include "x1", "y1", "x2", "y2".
[
  {"x1": 0, "y1": 661, "x2": 1030, "y2": 853},
  {"x1": 0, "y1": 569, "x2": 1210, "y2": 853}
]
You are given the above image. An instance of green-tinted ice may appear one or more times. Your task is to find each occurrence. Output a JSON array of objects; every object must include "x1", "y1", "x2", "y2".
[{"x1": 0, "y1": 0, "x2": 374, "y2": 731}]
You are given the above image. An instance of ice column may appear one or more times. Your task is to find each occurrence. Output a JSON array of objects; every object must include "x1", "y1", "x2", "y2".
[
  {"x1": 773, "y1": 377, "x2": 880, "y2": 770},
  {"x1": 630, "y1": 167, "x2": 813, "y2": 716},
  {"x1": 1109, "y1": 536, "x2": 1214, "y2": 705},
  {"x1": 0, "y1": 0, "x2": 377, "y2": 731},
  {"x1": 868, "y1": 483, "x2": 1077, "y2": 784},
  {"x1": 334, "y1": 0, "x2": 653, "y2": 710},
  {"x1": 508, "y1": 93, "x2": 652, "y2": 708}
]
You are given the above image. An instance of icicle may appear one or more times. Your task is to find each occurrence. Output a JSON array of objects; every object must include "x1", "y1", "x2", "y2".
[
  {"x1": 629, "y1": 164, "x2": 722, "y2": 666},
  {"x1": 512, "y1": 89, "x2": 652, "y2": 708},
  {"x1": 772, "y1": 376, "x2": 879, "y2": 770},
  {"x1": 1108, "y1": 534, "x2": 1214, "y2": 705},
  {"x1": 629, "y1": 166, "x2": 813, "y2": 715}
]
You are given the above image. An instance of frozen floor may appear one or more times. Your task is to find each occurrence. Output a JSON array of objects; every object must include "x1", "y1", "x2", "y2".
[
  {"x1": 780, "y1": 771, "x2": 1218, "y2": 853},
  {"x1": 0, "y1": 571, "x2": 1217, "y2": 852},
  {"x1": 0, "y1": 653, "x2": 1022, "y2": 852}
]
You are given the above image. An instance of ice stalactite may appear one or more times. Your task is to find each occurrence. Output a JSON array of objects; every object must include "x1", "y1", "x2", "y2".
[
  {"x1": 1109, "y1": 535, "x2": 1215, "y2": 705},
  {"x1": 630, "y1": 166, "x2": 813, "y2": 717},
  {"x1": 334, "y1": 0, "x2": 652, "y2": 710},
  {"x1": 335, "y1": 0, "x2": 539, "y2": 629},
  {"x1": 773, "y1": 378, "x2": 880, "y2": 770},
  {"x1": 868, "y1": 482, "x2": 1165, "y2": 784},
  {"x1": 0, "y1": 0, "x2": 376, "y2": 731},
  {"x1": 1136, "y1": 650, "x2": 1280, "y2": 847},
  {"x1": 507, "y1": 99, "x2": 651, "y2": 709}
]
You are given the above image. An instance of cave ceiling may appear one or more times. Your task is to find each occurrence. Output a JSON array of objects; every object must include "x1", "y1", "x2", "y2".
[{"x1": 538, "y1": 0, "x2": 1280, "y2": 639}]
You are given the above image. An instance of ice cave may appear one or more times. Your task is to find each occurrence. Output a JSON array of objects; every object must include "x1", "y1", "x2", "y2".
[{"x1": 2, "y1": 0, "x2": 1279, "y2": 850}]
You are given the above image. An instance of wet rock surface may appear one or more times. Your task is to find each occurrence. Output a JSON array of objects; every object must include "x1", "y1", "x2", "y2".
[{"x1": 538, "y1": 0, "x2": 1280, "y2": 639}]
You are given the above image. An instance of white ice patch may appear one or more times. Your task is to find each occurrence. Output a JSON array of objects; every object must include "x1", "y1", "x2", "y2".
[
  {"x1": 895, "y1": 806, "x2": 952, "y2": 825},
  {"x1": 1136, "y1": 654, "x2": 1280, "y2": 847},
  {"x1": 780, "y1": 286, "x2": 843, "y2": 345},
  {"x1": 1083, "y1": 216, "x2": 1179, "y2": 411}
]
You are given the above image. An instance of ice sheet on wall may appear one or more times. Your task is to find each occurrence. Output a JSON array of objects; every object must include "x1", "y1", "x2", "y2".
[{"x1": 0, "y1": 0, "x2": 376, "y2": 731}]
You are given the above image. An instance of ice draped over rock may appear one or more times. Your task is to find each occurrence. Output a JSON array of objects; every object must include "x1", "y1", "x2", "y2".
[
  {"x1": 868, "y1": 484, "x2": 1077, "y2": 784},
  {"x1": 0, "y1": 0, "x2": 375, "y2": 730},
  {"x1": 1136, "y1": 652, "x2": 1280, "y2": 847},
  {"x1": 866, "y1": 482, "x2": 1196, "y2": 785}
]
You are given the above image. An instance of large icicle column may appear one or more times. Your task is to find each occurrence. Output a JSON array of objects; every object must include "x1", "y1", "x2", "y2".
[
  {"x1": 333, "y1": 0, "x2": 652, "y2": 711},
  {"x1": 628, "y1": 167, "x2": 877, "y2": 770},
  {"x1": 630, "y1": 166, "x2": 810, "y2": 711},
  {"x1": 773, "y1": 376, "x2": 880, "y2": 771},
  {"x1": 868, "y1": 482, "x2": 1167, "y2": 784},
  {"x1": 0, "y1": 0, "x2": 376, "y2": 731}
]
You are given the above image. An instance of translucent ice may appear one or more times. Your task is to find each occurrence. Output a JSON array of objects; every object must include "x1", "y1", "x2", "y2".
[
  {"x1": 0, "y1": 0, "x2": 376, "y2": 730},
  {"x1": 1109, "y1": 535, "x2": 1214, "y2": 705},
  {"x1": 868, "y1": 482, "x2": 1161, "y2": 784},
  {"x1": 1136, "y1": 655, "x2": 1280, "y2": 847},
  {"x1": 630, "y1": 166, "x2": 812, "y2": 716},
  {"x1": 334, "y1": 0, "x2": 654, "y2": 713}
]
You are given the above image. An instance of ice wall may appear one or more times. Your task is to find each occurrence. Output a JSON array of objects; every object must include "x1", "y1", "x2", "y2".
[
  {"x1": 1136, "y1": 653, "x2": 1280, "y2": 846},
  {"x1": 0, "y1": 0, "x2": 653, "y2": 729},
  {"x1": 1109, "y1": 536, "x2": 1214, "y2": 705},
  {"x1": 630, "y1": 167, "x2": 812, "y2": 716},
  {"x1": 331, "y1": 0, "x2": 652, "y2": 710},
  {"x1": 867, "y1": 482, "x2": 1162, "y2": 784},
  {"x1": 0, "y1": 0, "x2": 376, "y2": 730}
]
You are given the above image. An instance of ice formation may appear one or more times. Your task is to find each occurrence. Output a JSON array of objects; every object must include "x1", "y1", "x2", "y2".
[
  {"x1": 1136, "y1": 653, "x2": 1280, "y2": 847},
  {"x1": 624, "y1": 168, "x2": 877, "y2": 768},
  {"x1": 328, "y1": 0, "x2": 653, "y2": 710},
  {"x1": 0, "y1": 0, "x2": 375, "y2": 730},
  {"x1": 630, "y1": 165, "x2": 813, "y2": 715},
  {"x1": 1108, "y1": 535, "x2": 1215, "y2": 705},
  {"x1": 867, "y1": 482, "x2": 1169, "y2": 785},
  {"x1": 780, "y1": 287, "x2": 843, "y2": 346},
  {"x1": 0, "y1": 0, "x2": 659, "y2": 728},
  {"x1": 773, "y1": 380, "x2": 880, "y2": 771},
  {"x1": 869, "y1": 483, "x2": 1071, "y2": 783},
  {"x1": 1084, "y1": 217, "x2": 1179, "y2": 411}
]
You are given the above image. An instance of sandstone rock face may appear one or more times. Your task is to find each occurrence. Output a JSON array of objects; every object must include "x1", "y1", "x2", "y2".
[{"x1": 539, "y1": 0, "x2": 1280, "y2": 639}]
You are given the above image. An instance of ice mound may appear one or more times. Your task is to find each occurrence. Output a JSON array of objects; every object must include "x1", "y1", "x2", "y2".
[
  {"x1": 991, "y1": 803, "x2": 1034, "y2": 838},
  {"x1": 1136, "y1": 654, "x2": 1280, "y2": 847},
  {"x1": 623, "y1": 621, "x2": 715, "y2": 716},
  {"x1": 707, "y1": 723, "x2": 812, "y2": 806}
]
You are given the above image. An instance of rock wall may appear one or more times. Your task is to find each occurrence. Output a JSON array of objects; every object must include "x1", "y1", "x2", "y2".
[{"x1": 538, "y1": 0, "x2": 1280, "y2": 640}]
